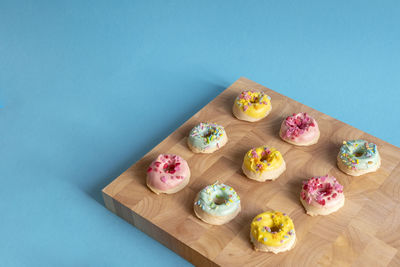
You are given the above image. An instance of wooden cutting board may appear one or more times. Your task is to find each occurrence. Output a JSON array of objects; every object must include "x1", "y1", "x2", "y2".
[{"x1": 102, "y1": 77, "x2": 400, "y2": 267}]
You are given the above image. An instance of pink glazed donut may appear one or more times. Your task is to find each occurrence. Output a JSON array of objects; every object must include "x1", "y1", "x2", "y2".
[
  {"x1": 146, "y1": 154, "x2": 190, "y2": 194},
  {"x1": 300, "y1": 175, "x2": 345, "y2": 216},
  {"x1": 279, "y1": 112, "x2": 320, "y2": 146}
]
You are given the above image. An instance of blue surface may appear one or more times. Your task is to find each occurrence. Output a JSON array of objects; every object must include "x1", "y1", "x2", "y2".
[{"x1": 1, "y1": 1, "x2": 399, "y2": 266}]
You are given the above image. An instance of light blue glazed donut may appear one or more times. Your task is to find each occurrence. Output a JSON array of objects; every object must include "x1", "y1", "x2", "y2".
[
  {"x1": 195, "y1": 182, "x2": 240, "y2": 216},
  {"x1": 339, "y1": 139, "x2": 379, "y2": 171},
  {"x1": 188, "y1": 122, "x2": 227, "y2": 153}
]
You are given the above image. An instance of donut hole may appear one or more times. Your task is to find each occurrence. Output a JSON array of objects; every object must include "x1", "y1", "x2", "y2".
[
  {"x1": 164, "y1": 164, "x2": 174, "y2": 171},
  {"x1": 203, "y1": 130, "x2": 214, "y2": 138},
  {"x1": 318, "y1": 183, "x2": 333, "y2": 196},
  {"x1": 319, "y1": 187, "x2": 333, "y2": 196},
  {"x1": 201, "y1": 127, "x2": 217, "y2": 139},
  {"x1": 270, "y1": 226, "x2": 281, "y2": 233},
  {"x1": 298, "y1": 122, "x2": 309, "y2": 130},
  {"x1": 213, "y1": 196, "x2": 227, "y2": 205},
  {"x1": 163, "y1": 162, "x2": 179, "y2": 174},
  {"x1": 250, "y1": 96, "x2": 259, "y2": 104},
  {"x1": 354, "y1": 151, "x2": 364, "y2": 157}
]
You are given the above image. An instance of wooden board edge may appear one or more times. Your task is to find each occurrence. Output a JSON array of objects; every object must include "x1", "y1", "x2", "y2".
[{"x1": 102, "y1": 190, "x2": 219, "y2": 267}]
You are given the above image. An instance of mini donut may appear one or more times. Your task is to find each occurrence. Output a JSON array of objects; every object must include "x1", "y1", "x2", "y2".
[
  {"x1": 337, "y1": 140, "x2": 381, "y2": 176},
  {"x1": 187, "y1": 122, "x2": 228, "y2": 153},
  {"x1": 279, "y1": 112, "x2": 320, "y2": 146},
  {"x1": 232, "y1": 90, "x2": 272, "y2": 122},
  {"x1": 194, "y1": 182, "x2": 241, "y2": 225},
  {"x1": 250, "y1": 211, "x2": 296, "y2": 254},
  {"x1": 242, "y1": 146, "x2": 286, "y2": 182},
  {"x1": 146, "y1": 154, "x2": 190, "y2": 194},
  {"x1": 300, "y1": 175, "x2": 345, "y2": 216}
]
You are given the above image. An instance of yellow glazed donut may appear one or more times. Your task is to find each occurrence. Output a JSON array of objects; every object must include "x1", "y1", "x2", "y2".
[
  {"x1": 232, "y1": 90, "x2": 272, "y2": 122},
  {"x1": 250, "y1": 211, "x2": 296, "y2": 253},
  {"x1": 242, "y1": 146, "x2": 286, "y2": 181}
]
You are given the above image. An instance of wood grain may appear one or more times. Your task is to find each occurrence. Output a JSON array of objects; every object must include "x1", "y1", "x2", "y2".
[{"x1": 102, "y1": 77, "x2": 400, "y2": 267}]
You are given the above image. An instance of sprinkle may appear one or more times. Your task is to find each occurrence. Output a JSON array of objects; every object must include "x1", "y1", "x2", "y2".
[
  {"x1": 283, "y1": 113, "x2": 315, "y2": 138},
  {"x1": 256, "y1": 217, "x2": 262, "y2": 221},
  {"x1": 263, "y1": 237, "x2": 267, "y2": 242},
  {"x1": 160, "y1": 176, "x2": 167, "y2": 183}
]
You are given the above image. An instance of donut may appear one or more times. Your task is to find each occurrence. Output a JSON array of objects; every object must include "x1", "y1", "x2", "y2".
[
  {"x1": 300, "y1": 175, "x2": 345, "y2": 216},
  {"x1": 194, "y1": 182, "x2": 241, "y2": 225},
  {"x1": 242, "y1": 145, "x2": 286, "y2": 181},
  {"x1": 187, "y1": 122, "x2": 228, "y2": 153},
  {"x1": 250, "y1": 211, "x2": 296, "y2": 253},
  {"x1": 337, "y1": 139, "x2": 381, "y2": 176},
  {"x1": 279, "y1": 112, "x2": 320, "y2": 146},
  {"x1": 146, "y1": 154, "x2": 190, "y2": 194},
  {"x1": 232, "y1": 90, "x2": 272, "y2": 122}
]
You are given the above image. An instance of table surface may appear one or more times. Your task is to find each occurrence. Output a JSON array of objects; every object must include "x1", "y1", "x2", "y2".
[{"x1": 1, "y1": 1, "x2": 399, "y2": 266}]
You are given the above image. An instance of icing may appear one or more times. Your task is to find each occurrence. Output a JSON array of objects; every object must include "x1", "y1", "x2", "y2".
[
  {"x1": 300, "y1": 175, "x2": 344, "y2": 207},
  {"x1": 188, "y1": 122, "x2": 226, "y2": 151},
  {"x1": 243, "y1": 146, "x2": 283, "y2": 173},
  {"x1": 195, "y1": 182, "x2": 240, "y2": 216},
  {"x1": 147, "y1": 154, "x2": 190, "y2": 191},
  {"x1": 339, "y1": 140, "x2": 379, "y2": 170},
  {"x1": 280, "y1": 112, "x2": 319, "y2": 143},
  {"x1": 251, "y1": 211, "x2": 295, "y2": 247},
  {"x1": 234, "y1": 90, "x2": 271, "y2": 119}
]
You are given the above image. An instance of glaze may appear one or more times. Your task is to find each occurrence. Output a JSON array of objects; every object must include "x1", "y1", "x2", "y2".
[
  {"x1": 339, "y1": 140, "x2": 379, "y2": 171},
  {"x1": 242, "y1": 145, "x2": 286, "y2": 181},
  {"x1": 250, "y1": 211, "x2": 296, "y2": 253},
  {"x1": 195, "y1": 182, "x2": 240, "y2": 216},
  {"x1": 146, "y1": 154, "x2": 190, "y2": 194},
  {"x1": 194, "y1": 182, "x2": 241, "y2": 225},
  {"x1": 300, "y1": 175, "x2": 345, "y2": 216},
  {"x1": 188, "y1": 122, "x2": 227, "y2": 153},
  {"x1": 279, "y1": 112, "x2": 319, "y2": 146},
  {"x1": 232, "y1": 90, "x2": 272, "y2": 121}
]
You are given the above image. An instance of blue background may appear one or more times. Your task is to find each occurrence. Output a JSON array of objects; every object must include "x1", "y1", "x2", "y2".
[{"x1": 1, "y1": 0, "x2": 399, "y2": 266}]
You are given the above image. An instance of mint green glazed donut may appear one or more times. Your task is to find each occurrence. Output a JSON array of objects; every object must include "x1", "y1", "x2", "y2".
[
  {"x1": 188, "y1": 122, "x2": 227, "y2": 153},
  {"x1": 195, "y1": 182, "x2": 240, "y2": 216},
  {"x1": 338, "y1": 139, "x2": 379, "y2": 171}
]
